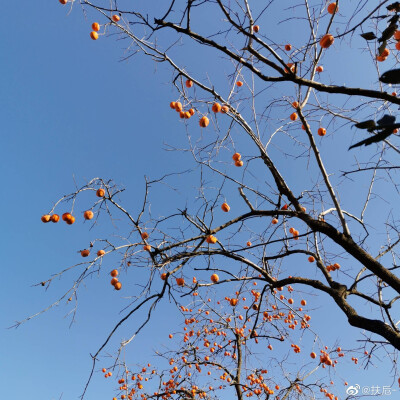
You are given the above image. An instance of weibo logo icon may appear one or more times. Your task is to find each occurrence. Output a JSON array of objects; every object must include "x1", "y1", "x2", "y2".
[{"x1": 346, "y1": 384, "x2": 360, "y2": 395}]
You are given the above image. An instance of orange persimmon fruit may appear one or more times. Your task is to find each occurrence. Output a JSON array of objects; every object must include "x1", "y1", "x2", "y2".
[
  {"x1": 96, "y1": 188, "x2": 105, "y2": 197},
  {"x1": 319, "y1": 34, "x2": 334, "y2": 48},
  {"x1": 51, "y1": 214, "x2": 60, "y2": 223},
  {"x1": 90, "y1": 31, "x2": 99, "y2": 40},
  {"x1": 81, "y1": 249, "x2": 90, "y2": 257},
  {"x1": 212, "y1": 102, "x2": 222, "y2": 113},
  {"x1": 41, "y1": 215, "x2": 51, "y2": 223},
  {"x1": 221, "y1": 203, "x2": 230, "y2": 212},
  {"x1": 84, "y1": 210, "x2": 94, "y2": 220}
]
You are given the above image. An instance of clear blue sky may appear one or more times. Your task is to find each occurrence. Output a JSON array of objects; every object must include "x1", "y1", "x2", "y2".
[{"x1": 2, "y1": 1, "x2": 399, "y2": 399}]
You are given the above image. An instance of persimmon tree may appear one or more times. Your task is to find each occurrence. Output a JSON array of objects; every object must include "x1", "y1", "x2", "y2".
[{"x1": 16, "y1": 0, "x2": 400, "y2": 399}]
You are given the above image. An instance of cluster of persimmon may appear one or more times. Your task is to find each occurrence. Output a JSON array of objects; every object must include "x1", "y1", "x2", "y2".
[
  {"x1": 90, "y1": 15, "x2": 120, "y2": 40},
  {"x1": 102, "y1": 367, "x2": 113, "y2": 378},
  {"x1": 326, "y1": 263, "x2": 340, "y2": 272},
  {"x1": 169, "y1": 101, "x2": 196, "y2": 121},
  {"x1": 100, "y1": 280, "x2": 360, "y2": 400},
  {"x1": 232, "y1": 152, "x2": 243, "y2": 167},
  {"x1": 42, "y1": 209, "x2": 95, "y2": 226},
  {"x1": 41, "y1": 189, "x2": 104, "y2": 226},
  {"x1": 288, "y1": 227, "x2": 300, "y2": 240},
  {"x1": 171, "y1": 81, "x2": 230, "y2": 127},
  {"x1": 291, "y1": 344, "x2": 301, "y2": 353},
  {"x1": 211, "y1": 102, "x2": 229, "y2": 114},
  {"x1": 59, "y1": 0, "x2": 121, "y2": 39},
  {"x1": 110, "y1": 269, "x2": 122, "y2": 290},
  {"x1": 141, "y1": 232, "x2": 151, "y2": 251}
]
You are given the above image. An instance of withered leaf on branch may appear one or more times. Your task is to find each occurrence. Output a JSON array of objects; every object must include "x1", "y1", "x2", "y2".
[
  {"x1": 378, "y1": 41, "x2": 388, "y2": 56},
  {"x1": 354, "y1": 120, "x2": 376, "y2": 130},
  {"x1": 360, "y1": 32, "x2": 377, "y2": 40},
  {"x1": 350, "y1": 115, "x2": 399, "y2": 150},
  {"x1": 379, "y1": 68, "x2": 400, "y2": 84},
  {"x1": 349, "y1": 128, "x2": 393, "y2": 150},
  {"x1": 387, "y1": 2, "x2": 400, "y2": 12},
  {"x1": 389, "y1": 14, "x2": 400, "y2": 25},
  {"x1": 377, "y1": 114, "x2": 396, "y2": 126},
  {"x1": 378, "y1": 23, "x2": 398, "y2": 42}
]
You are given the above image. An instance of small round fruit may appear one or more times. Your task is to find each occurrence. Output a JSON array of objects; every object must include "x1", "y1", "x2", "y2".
[
  {"x1": 221, "y1": 203, "x2": 230, "y2": 212},
  {"x1": 175, "y1": 102, "x2": 183, "y2": 112},
  {"x1": 221, "y1": 105, "x2": 229, "y2": 113},
  {"x1": 317, "y1": 128, "x2": 326, "y2": 136},
  {"x1": 185, "y1": 79, "x2": 193, "y2": 88},
  {"x1": 81, "y1": 249, "x2": 90, "y2": 257},
  {"x1": 290, "y1": 112, "x2": 298, "y2": 121},
  {"x1": 59, "y1": 0, "x2": 68, "y2": 4},
  {"x1": 246, "y1": 241, "x2": 252, "y2": 246},
  {"x1": 141, "y1": 232, "x2": 149, "y2": 240},
  {"x1": 176, "y1": 277, "x2": 185, "y2": 286},
  {"x1": 285, "y1": 44, "x2": 292, "y2": 51},
  {"x1": 90, "y1": 31, "x2": 99, "y2": 40},
  {"x1": 112, "y1": 15, "x2": 120, "y2": 22},
  {"x1": 199, "y1": 116, "x2": 210, "y2": 127},
  {"x1": 236, "y1": 81, "x2": 243, "y2": 87},
  {"x1": 66, "y1": 216, "x2": 76, "y2": 225},
  {"x1": 96, "y1": 188, "x2": 105, "y2": 197},
  {"x1": 211, "y1": 274, "x2": 219, "y2": 283},
  {"x1": 253, "y1": 25, "x2": 259, "y2": 33},
  {"x1": 143, "y1": 244, "x2": 151, "y2": 251},
  {"x1": 212, "y1": 102, "x2": 222, "y2": 113},
  {"x1": 110, "y1": 269, "x2": 118, "y2": 277},
  {"x1": 232, "y1": 152, "x2": 241, "y2": 161},
  {"x1": 319, "y1": 34, "x2": 334, "y2": 49},
  {"x1": 327, "y1": 2, "x2": 338, "y2": 14},
  {"x1": 62, "y1": 212, "x2": 72, "y2": 221},
  {"x1": 271, "y1": 218, "x2": 278, "y2": 225},
  {"x1": 316, "y1": 65, "x2": 324, "y2": 73},
  {"x1": 114, "y1": 282, "x2": 122, "y2": 290},
  {"x1": 308, "y1": 256, "x2": 315, "y2": 263},
  {"x1": 235, "y1": 160, "x2": 244, "y2": 167},
  {"x1": 97, "y1": 250, "x2": 106, "y2": 257},
  {"x1": 84, "y1": 210, "x2": 94, "y2": 220},
  {"x1": 51, "y1": 214, "x2": 60, "y2": 223},
  {"x1": 206, "y1": 235, "x2": 218, "y2": 244},
  {"x1": 230, "y1": 298, "x2": 238, "y2": 306},
  {"x1": 161, "y1": 273, "x2": 167, "y2": 280},
  {"x1": 41, "y1": 215, "x2": 51, "y2": 223},
  {"x1": 92, "y1": 22, "x2": 100, "y2": 32},
  {"x1": 170, "y1": 101, "x2": 176, "y2": 109},
  {"x1": 111, "y1": 277, "x2": 119, "y2": 286},
  {"x1": 189, "y1": 108, "x2": 195, "y2": 116}
]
